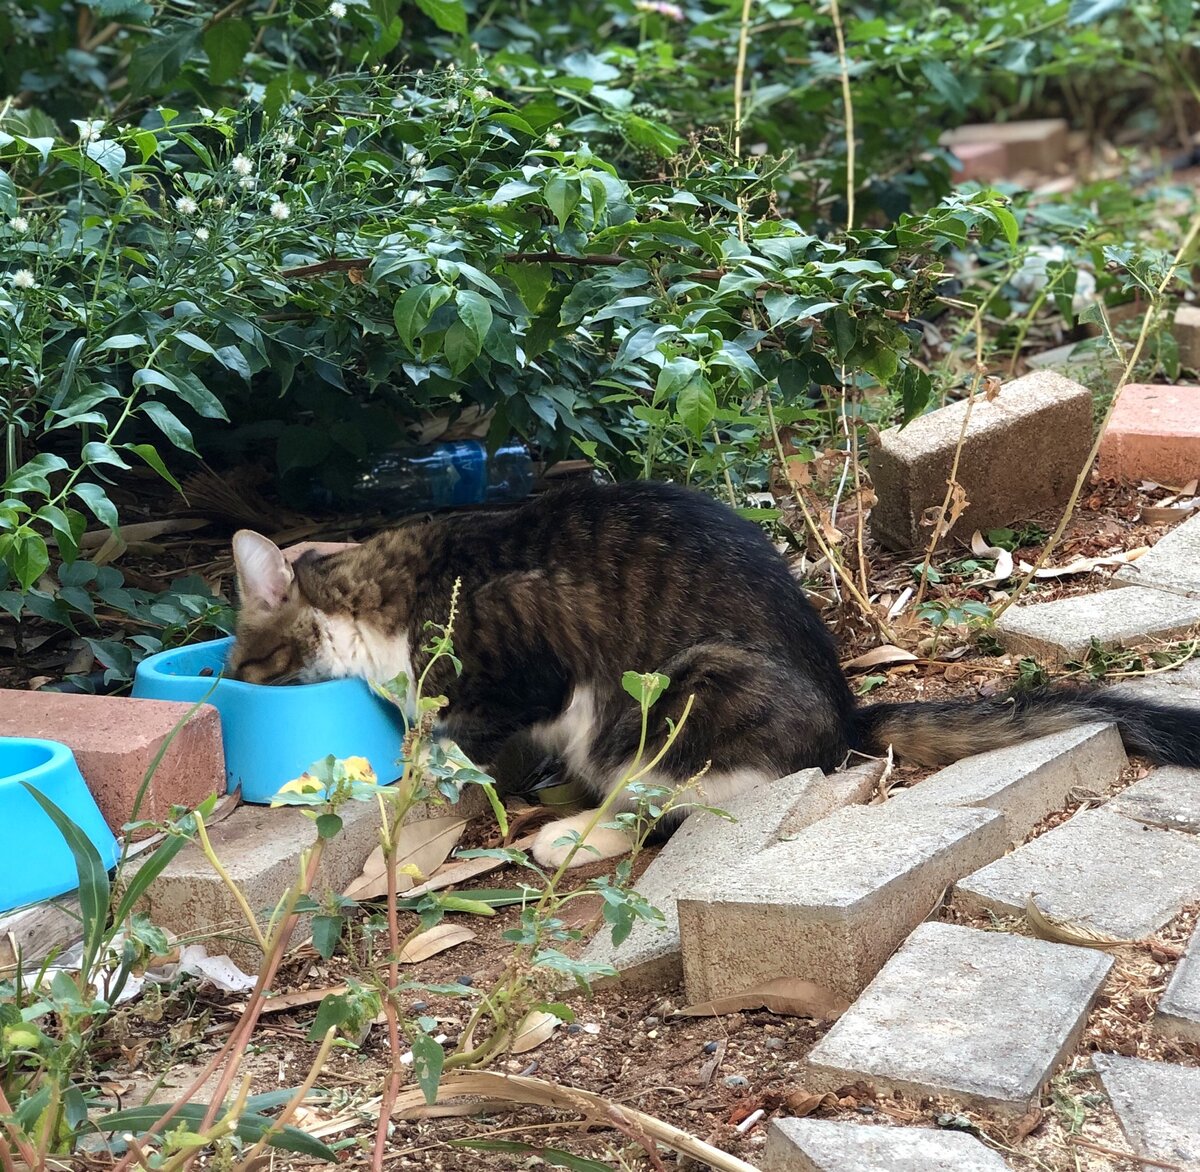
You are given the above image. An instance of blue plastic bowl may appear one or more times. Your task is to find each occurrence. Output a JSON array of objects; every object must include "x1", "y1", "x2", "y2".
[
  {"x1": 132, "y1": 637, "x2": 407, "y2": 804},
  {"x1": 0, "y1": 738, "x2": 121, "y2": 913}
]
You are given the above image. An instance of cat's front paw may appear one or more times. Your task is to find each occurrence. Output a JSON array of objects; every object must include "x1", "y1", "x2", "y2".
[{"x1": 531, "y1": 812, "x2": 634, "y2": 869}]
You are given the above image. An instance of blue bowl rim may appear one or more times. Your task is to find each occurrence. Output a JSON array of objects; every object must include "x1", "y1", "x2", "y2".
[
  {"x1": 0, "y1": 736, "x2": 78, "y2": 785},
  {"x1": 136, "y1": 636, "x2": 385, "y2": 699}
]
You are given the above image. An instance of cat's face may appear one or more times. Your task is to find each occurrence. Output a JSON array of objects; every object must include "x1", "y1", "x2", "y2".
[{"x1": 227, "y1": 531, "x2": 327, "y2": 685}]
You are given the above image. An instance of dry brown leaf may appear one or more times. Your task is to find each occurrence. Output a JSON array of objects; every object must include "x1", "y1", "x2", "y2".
[
  {"x1": 404, "y1": 832, "x2": 538, "y2": 898},
  {"x1": 390, "y1": 1071, "x2": 762, "y2": 1172},
  {"x1": 1142, "y1": 502, "x2": 1199, "y2": 524},
  {"x1": 1017, "y1": 547, "x2": 1147, "y2": 579},
  {"x1": 343, "y1": 816, "x2": 466, "y2": 901},
  {"x1": 969, "y1": 530, "x2": 1015, "y2": 584},
  {"x1": 260, "y1": 985, "x2": 347, "y2": 1015},
  {"x1": 1011, "y1": 1106, "x2": 1044, "y2": 1141},
  {"x1": 783, "y1": 1090, "x2": 837, "y2": 1117},
  {"x1": 510, "y1": 1010, "x2": 561, "y2": 1054},
  {"x1": 677, "y1": 977, "x2": 849, "y2": 1020},
  {"x1": 71, "y1": 518, "x2": 209, "y2": 550},
  {"x1": 1024, "y1": 896, "x2": 1129, "y2": 951},
  {"x1": 398, "y1": 923, "x2": 476, "y2": 964},
  {"x1": 842, "y1": 645, "x2": 918, "y2": 673}
]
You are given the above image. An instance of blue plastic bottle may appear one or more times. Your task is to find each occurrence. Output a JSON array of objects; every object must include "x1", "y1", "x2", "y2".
[{"x1": 347, "y1": 439, "x2": 534, "y2": 515}]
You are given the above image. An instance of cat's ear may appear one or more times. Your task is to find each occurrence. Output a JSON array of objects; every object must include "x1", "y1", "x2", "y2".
[{"x1": 232, "y1": 530, "x2": 293, "y2": 609}]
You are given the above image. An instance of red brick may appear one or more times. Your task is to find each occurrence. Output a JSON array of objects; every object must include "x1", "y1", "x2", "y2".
[
  {"x1": 940, "y1": 119, "x2": 1068, "y2": 174},
  {"x1": 948, "y1": 140, "x2": 1008, "y2": 184},
  {"x1": 1098, "y1": 384, "x2": 1200, "y2": 487},
  {"x1": 0, "y1": 692, "x2": 225, "y2": 838}
]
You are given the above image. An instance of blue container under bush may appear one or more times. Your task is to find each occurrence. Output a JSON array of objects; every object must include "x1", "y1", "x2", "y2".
[
  {"x1": 0, "y1": 738, "x2": 120, "y2": 913},
  {"x1": 131, "y1": 637, "x2": 407, "y2": 804}
]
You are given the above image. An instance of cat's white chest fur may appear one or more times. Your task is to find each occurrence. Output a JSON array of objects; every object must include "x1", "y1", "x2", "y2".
[{"x1": 315, "y1": 615, "x2": 414, "y2": 703}]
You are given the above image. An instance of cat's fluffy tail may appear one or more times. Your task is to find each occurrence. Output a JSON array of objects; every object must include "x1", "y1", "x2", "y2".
[{"x1": 854, "y1": 686, "x2": 1200, "y2": 768}]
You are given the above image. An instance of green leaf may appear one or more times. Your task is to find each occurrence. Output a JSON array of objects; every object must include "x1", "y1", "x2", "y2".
[
  {"x1": 543, "y1": 173, "x2": 581, "y2": 231},
  {"x1": 1067, "y1": 0, "x2": 1129, "y2": 23},
  {"x1": 127, "y1": 23, "x2": 204, "y2": 96},
  {"x1": 98, "y1": 334, "x2": 148, "y2": 351},
  {"x1": 443, "y1": 319, "x2": 482, "y2": 375},
  {"x1": 4, "y1": 452, "x2": 68, "y2": 495},
  {"x1": 203, "y1": 19, "x2": 252, "y2": 85},
  {"x1": 126, "y1": 443, "x2": 183, "y2": 492},
  {"x1": 22, "y1": 784, "x2": 111, "y2": 981},
  {"x1": 140, "y1": 401, "x2": 198, "y2": 455},
  {"x1": 413, "y1": 0, "x2": 467, "y2": 33},
  {"x1": 393, "y1": 284, "x2": 450, "y2": 350},
  {"x1": 675, "y1": 376, "x2": 716, "y2": 438},
  {"x1": 620, "y1": 671, "x2": 670, "y2": 707},
  {"x1": 410, "y1": 1032, "x2": 445, "y2": 1105},
  {"x1": 72, "y1": 483, "x2": 120, "y2": 530},
  {"x1": 311, "y1": 914, "x2": 342, "y2": 960},
  {"x1": 37, "y1": 504, "x2": 85, "y2": 561},
  {"x1": 316, "y1": 813, "x2": 343, "y2": 839},
  {"x1": 455, "y1": 289, "x2": 494, "y2": 346},
  {"x1": 6, "y1": 528, "x2": 50, "y2": 591},
  {"x1": 82, "y1": 442, "x2": 132, "y2": 469},
  {"x1": 95, "y1": 1103, "x2": 336, "y2": 1161},
  {"x1": 0, "y1": 170, "x2": 16, "y2": 217},
  {"x1": 85, "y1": 139, "x2": 126, "y2": 181}
]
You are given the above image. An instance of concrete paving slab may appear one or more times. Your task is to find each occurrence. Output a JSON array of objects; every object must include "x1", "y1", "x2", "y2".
[
  {"x1": 678, "y1": 804, "x2": 1007, "y2": 1002},
  {"x1": 578, "y1": 763, "x2": 881, "y2": 990},
  {"x1": 954, "y1": 808, "x2": 1200, "y2": 938},
  {"x1": 1106, "y1": 766, "x2": 1200, "y2": 835},
  {"x1": 890, "y1": 722, "x2": 1125, "y2": 845},
  {"x1": 994, "y1": 586, "x2": 1200, "y2": 666},
  {"x1": 763, "y1": 1117, "x2": 1010, "y2": 1171},
  {"x1": 1113, "y1": 510, "x2": 1200, "y2": 599},
  {"x1": 804, "y1": 922, "x2": 1112, "y2": 1115},
  {"x1": 1155, "y1": 921, "x2": 1200, "y2": 1043},
  {"x1": 1093, "y1": 1053, "x2": 1200, "y2": 1168}
]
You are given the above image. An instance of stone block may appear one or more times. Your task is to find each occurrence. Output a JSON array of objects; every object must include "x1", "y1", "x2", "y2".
[
  {"x1": 578, "y1": 763, "x2": 881, "y2": 990},
  {"x1": 940, "y1": 120, "x2": 1068, "y2": 173},
  {"x1": 1156, "y1": 921, "x2": 1200, "y2": 1042},
  {"x1": 677, "y1": 804, "x2": 1007, "y2": 1003},
  {"x1": 1113, "y1": 510, "x2": 1200, "y2": 598},
  {"x1": 1093, "y1": 1054, "x2": 1200, "y2": 1168},
  {"x1": 948, "y1": 140, "x2": 1008, "y2": 184},
  {"x1": 890, "y1": 722, "x2": 1125, "y2": 845},
  {"x1": 1175, "y1": 304, "x2": 1200, "y2": 374},
  {"x1": 954, "y1": 808, "x2": 1200, "y2": 938},
  {"x1": 763, "y1": 1117, "x2": 1010, "y2": 1172},
  {"x1": 869, "y1": 371, "x2": 1092, "y2": 552},
  {"x1": 1025, "y1": 341, "x2": 1123, "y2": 382},
  {"x1": 1097, "y1": 383, "x2": 1200, "y2": 486},
  {"x1": 0, "y1": 690, "x2": 225, "y2": 839},
  {"x1": 804, "y1": 922, "x2": 1112, "y2": 1115},
  {"x1": 993, "y1": 586, "x2": 1200, "y2": 666},
  {"x1": 137, "y1": 798, "x2": 384, "y2": 968},
  {"x1": 1107, "y1": 766, "x2": 1200, "y2": 834},
  {"x1": 1109, "y1": 655, "x2": 1200, "y2": 702}
]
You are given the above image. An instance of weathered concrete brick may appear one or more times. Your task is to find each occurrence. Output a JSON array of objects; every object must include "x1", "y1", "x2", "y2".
[
  {"x1": 0, "y1": 690, "x2": 225, "y2": 839},
  {"x1": 137, "y1": 799, "x2": 384, "y2": 967},
  {"x1": 804, "y1": 922, "x2": 1112, "y2": 1115},
  {"x1": 954, "y1": 808, "x2": 1200, "y2": 938},
  {"x1": 1097, "y1": 382, "x2": 1200, "y2": 486},
  {"x1": 677, "y1": 804, "x2": 1007, "y2": 1003},
  {"x1": 948, "y1": 140, "x2": 1008, "y2": 184},
  {"x1": 890, "y1": 722, "x2": 1125, "y2": 845},
  {"x1": 1113, "y1": 510, "x2": 1200, "y2": 599},
  {"x1": 940, "y1": 120, "x2": 1068, "y2": 173},
  {"x1": 869, "y1": 371, "x2": 1092, "y2": 552},
  {"x1": 1110, "y1": 655, "x2": 1200, "y2": 702},
  {"x1": 1093, "y1": 1054, "x2": 1200, "y2": 1168},
  {"x1": 1174, "y1": 304, "x2": 1200, "y2": 374},
  {"x1": 763, "y1": 1117, "x2": 1010, "y2": 1172},
  {"x1": 578, "y1": 763, "x2": 880, "y2": 990},
  {"x1": 1107, "y1": 766, "x2": 1200, "y2": 835},
  {"x1": 994, "y1": 586, "x2": 1200, "y2": 666},
  {"x1": 1155, "y1": 921, "x2": 1200, "y2": 1042}
]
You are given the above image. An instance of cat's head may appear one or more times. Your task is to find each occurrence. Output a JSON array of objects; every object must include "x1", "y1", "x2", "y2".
[{"x1": 226, "y1": 531, "x2": 331, "y2": 685}]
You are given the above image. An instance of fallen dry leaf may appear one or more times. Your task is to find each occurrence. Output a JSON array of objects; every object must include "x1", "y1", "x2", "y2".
[
  {"x1": 398, "y1": 923, "x2": 476, "y2": 964},
  {"x1": 1142, "y1": 501, "x2": 1199, "y2": 524},
  {"x1": 783, "y1": 1090, "x2": 838, "y2": 1117},
  {"x1": 343, "y1": 816, "x2": 465, "y2": 901},
  {"x1": 404, "y1": 832, "x2": 538, "y2": 898},
  {"x1": 677, "y1": 977, "x2": 850, "y2": 1021},
  {"x1": 1024, "y1": 896, "x2": 1129, "y2": 951},
  {"x1": 1017, "y1": 547, "x2": 1146, "y2": 579},
  {"x1": 842, "y1": 645, "x2": 918, "y2": 673},
  {"x1": 510, "y1": 1010, "x2": 561, "y2": 1054},
  {"x1": 259, "y1": 985, "x2": 348, "y2": 1015},
  {"x1": 969, "y1": 530, "x2": 1015, "y2": 585}
]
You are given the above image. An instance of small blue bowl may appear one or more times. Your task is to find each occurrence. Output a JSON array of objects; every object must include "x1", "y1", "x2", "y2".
[
  {"x1": 132, "y1": 637, "x2": 407, "y2": 804},
  {"x1": 0, "y1": 738, "x2": 121, "y2": 913}
]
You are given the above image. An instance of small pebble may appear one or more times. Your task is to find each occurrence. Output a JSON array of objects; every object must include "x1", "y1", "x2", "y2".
[
  {"x1": 457, "y1": 975, "x2": 474, "y2": 987},
  {"x1": 765, "y1": 1037, "x2": 784, "y2": 1051},
  {"x1": 723, "y1": 1074, "x2": 749, "y2": 1090},
  {"x1": 411, "y1": 1001, "x2": 428, "y2": 1012},
  {"x1": 702, "y1": 1041, "x2": 719, "y2": 1054},
  {"x1": 642, "y1": 1015, "x2": 659, "y2": 1029},
  {"x1": 582, "y1": 1023, "x2": 601, "y2": 1035},
  {"x1": 567, "y1": 1024, "x2": 582, "y2": 1036},
  {"x1": 856, "y1": 1105, "x2": 875, "y2": 1116}
]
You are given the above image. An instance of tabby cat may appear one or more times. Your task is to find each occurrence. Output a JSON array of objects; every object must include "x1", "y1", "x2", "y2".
[{"x1": 228, "y1": 480, "x2": 1200, "y2": 867}]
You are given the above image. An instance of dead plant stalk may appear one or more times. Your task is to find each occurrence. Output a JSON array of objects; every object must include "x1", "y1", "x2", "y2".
[{"x1": 993, "y1": 206, "x2": 1200, "y2": 619}]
